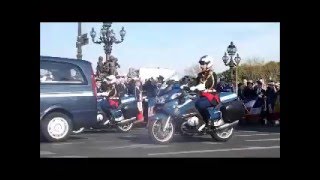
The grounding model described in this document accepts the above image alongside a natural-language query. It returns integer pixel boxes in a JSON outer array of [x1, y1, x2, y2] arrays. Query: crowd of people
[[238, 79, 280, 124]]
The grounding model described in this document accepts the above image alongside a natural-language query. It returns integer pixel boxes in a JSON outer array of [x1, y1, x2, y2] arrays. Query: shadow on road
[[81, 129, 117, 134], [40, 135, 89, 144], [117, 134, 217, 145]]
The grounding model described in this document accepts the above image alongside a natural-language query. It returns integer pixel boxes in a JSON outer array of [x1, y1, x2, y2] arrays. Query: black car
[[40, 56, 97, 142]]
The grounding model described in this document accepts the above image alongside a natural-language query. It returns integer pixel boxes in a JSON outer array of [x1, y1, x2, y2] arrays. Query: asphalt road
[[40, 125, 280, 158]]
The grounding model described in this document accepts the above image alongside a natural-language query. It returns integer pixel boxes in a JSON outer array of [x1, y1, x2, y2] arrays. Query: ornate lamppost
[[222, 41, 241, 94], [90, 22, 126, 76]]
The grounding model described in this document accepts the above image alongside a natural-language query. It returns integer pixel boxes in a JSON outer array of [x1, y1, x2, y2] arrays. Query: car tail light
[[91, 67, 97, 97]]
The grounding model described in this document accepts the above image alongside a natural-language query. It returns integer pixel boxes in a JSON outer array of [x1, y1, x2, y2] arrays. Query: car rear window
[[40, 61, 87, 84]]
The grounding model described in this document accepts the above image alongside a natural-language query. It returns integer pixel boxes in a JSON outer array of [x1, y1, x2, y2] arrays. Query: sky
[[40, 22, 280, 75]]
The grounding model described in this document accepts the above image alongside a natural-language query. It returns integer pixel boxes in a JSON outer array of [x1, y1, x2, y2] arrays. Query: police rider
[[97, 75, 119, 109], [191, 55, 223, 128]]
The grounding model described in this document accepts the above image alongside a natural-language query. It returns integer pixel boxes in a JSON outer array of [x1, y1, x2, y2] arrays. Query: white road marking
[[52, 156, 88, 158], [40, 151, 56, 155], [245, 138, 280, 142], [102, 144, 168, 150], [88, 140, 115, 143], [148, 146, 280, 156], [236, 133, 280, 137], [143, 145, 169, 149], [201, 142, 222, 145], [102, 144, 148, 150], [122, 135, 135, 138], [235, 131, 260, 133], [52, 142, 85, 145]]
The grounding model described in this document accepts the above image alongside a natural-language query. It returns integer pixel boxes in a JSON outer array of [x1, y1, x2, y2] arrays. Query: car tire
[[41, 112, 73, 142]]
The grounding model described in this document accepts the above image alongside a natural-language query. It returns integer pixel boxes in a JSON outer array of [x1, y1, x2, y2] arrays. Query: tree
[[218, 58, 280, 84], [262, 61, 280, 82]]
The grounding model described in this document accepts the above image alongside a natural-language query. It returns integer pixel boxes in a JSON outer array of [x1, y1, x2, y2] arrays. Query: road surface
[[40, 125, 280, 158]]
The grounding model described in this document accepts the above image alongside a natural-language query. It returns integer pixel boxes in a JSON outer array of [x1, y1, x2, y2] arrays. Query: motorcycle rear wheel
[[210, 127, 234, 142]]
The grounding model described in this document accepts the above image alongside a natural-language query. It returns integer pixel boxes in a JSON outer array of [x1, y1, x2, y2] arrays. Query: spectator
[[238, 83, 245, 100], [144, 78, 158, 98], [274, 90, 280, 125], [275, 82, 280, 92], [126, 78, 136, 95], [134, 79, 144, 122], [266, 81, 277, 113], [254, 80, 267, 124], [243, 79, 247, 85], [96, 80, 103, 93], [216, 80, 225, 92], [120, 77, 128, 96], [254, 80, 266, 98], [115, 77, 127, 98], [225, 83, 234, 92], [243, 80, 257, 101]]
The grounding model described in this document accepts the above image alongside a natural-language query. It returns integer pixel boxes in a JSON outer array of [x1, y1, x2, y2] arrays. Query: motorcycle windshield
[[156, 73, 179, 96]]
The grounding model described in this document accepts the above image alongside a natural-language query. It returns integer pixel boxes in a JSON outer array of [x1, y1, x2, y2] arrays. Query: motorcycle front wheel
[[148, 119, 175, 144]]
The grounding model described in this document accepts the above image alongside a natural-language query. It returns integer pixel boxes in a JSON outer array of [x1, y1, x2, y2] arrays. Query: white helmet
[[199, 55, 214, 69]]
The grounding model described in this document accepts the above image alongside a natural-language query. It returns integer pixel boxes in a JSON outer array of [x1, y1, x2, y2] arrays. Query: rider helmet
[[199, 55, 214, 70]]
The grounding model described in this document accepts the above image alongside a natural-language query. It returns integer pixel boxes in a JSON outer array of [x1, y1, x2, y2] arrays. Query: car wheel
[[41, 112, 73, 142]]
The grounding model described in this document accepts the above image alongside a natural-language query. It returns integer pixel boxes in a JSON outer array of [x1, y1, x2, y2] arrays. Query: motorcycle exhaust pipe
[[181, 113, 198, 119], [215, 120, 239, 131], [117, 117, 137, 125]]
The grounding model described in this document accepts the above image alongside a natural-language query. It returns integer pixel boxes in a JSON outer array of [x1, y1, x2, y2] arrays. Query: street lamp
[[76, 22, 89, 60], [90, 22, 126, 62], [222, 41, 241, 94]]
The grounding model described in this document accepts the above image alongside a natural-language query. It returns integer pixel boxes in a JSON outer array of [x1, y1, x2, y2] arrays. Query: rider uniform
[[97, 75, 119, 110], [193, 55, 222, 127]]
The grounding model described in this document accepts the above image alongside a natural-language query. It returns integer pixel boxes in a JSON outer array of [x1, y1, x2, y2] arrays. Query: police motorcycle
[[147, 77, 246, 144], [72, 94, 139, 134]]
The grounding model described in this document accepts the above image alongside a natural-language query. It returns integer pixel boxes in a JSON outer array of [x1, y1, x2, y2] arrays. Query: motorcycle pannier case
[[220, 100, 245, 123]]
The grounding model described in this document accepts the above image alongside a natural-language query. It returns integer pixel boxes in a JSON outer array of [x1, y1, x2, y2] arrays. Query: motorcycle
[[72, 95, 139, 134], [147, 80, 246, 144]]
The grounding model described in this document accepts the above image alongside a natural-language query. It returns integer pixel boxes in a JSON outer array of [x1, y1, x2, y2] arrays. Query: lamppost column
[[77, 22, 82, 60]]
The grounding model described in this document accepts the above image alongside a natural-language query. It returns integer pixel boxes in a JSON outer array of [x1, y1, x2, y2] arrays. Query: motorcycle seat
[[219, 92, 238, 104], [120, 96, 136, 105]]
